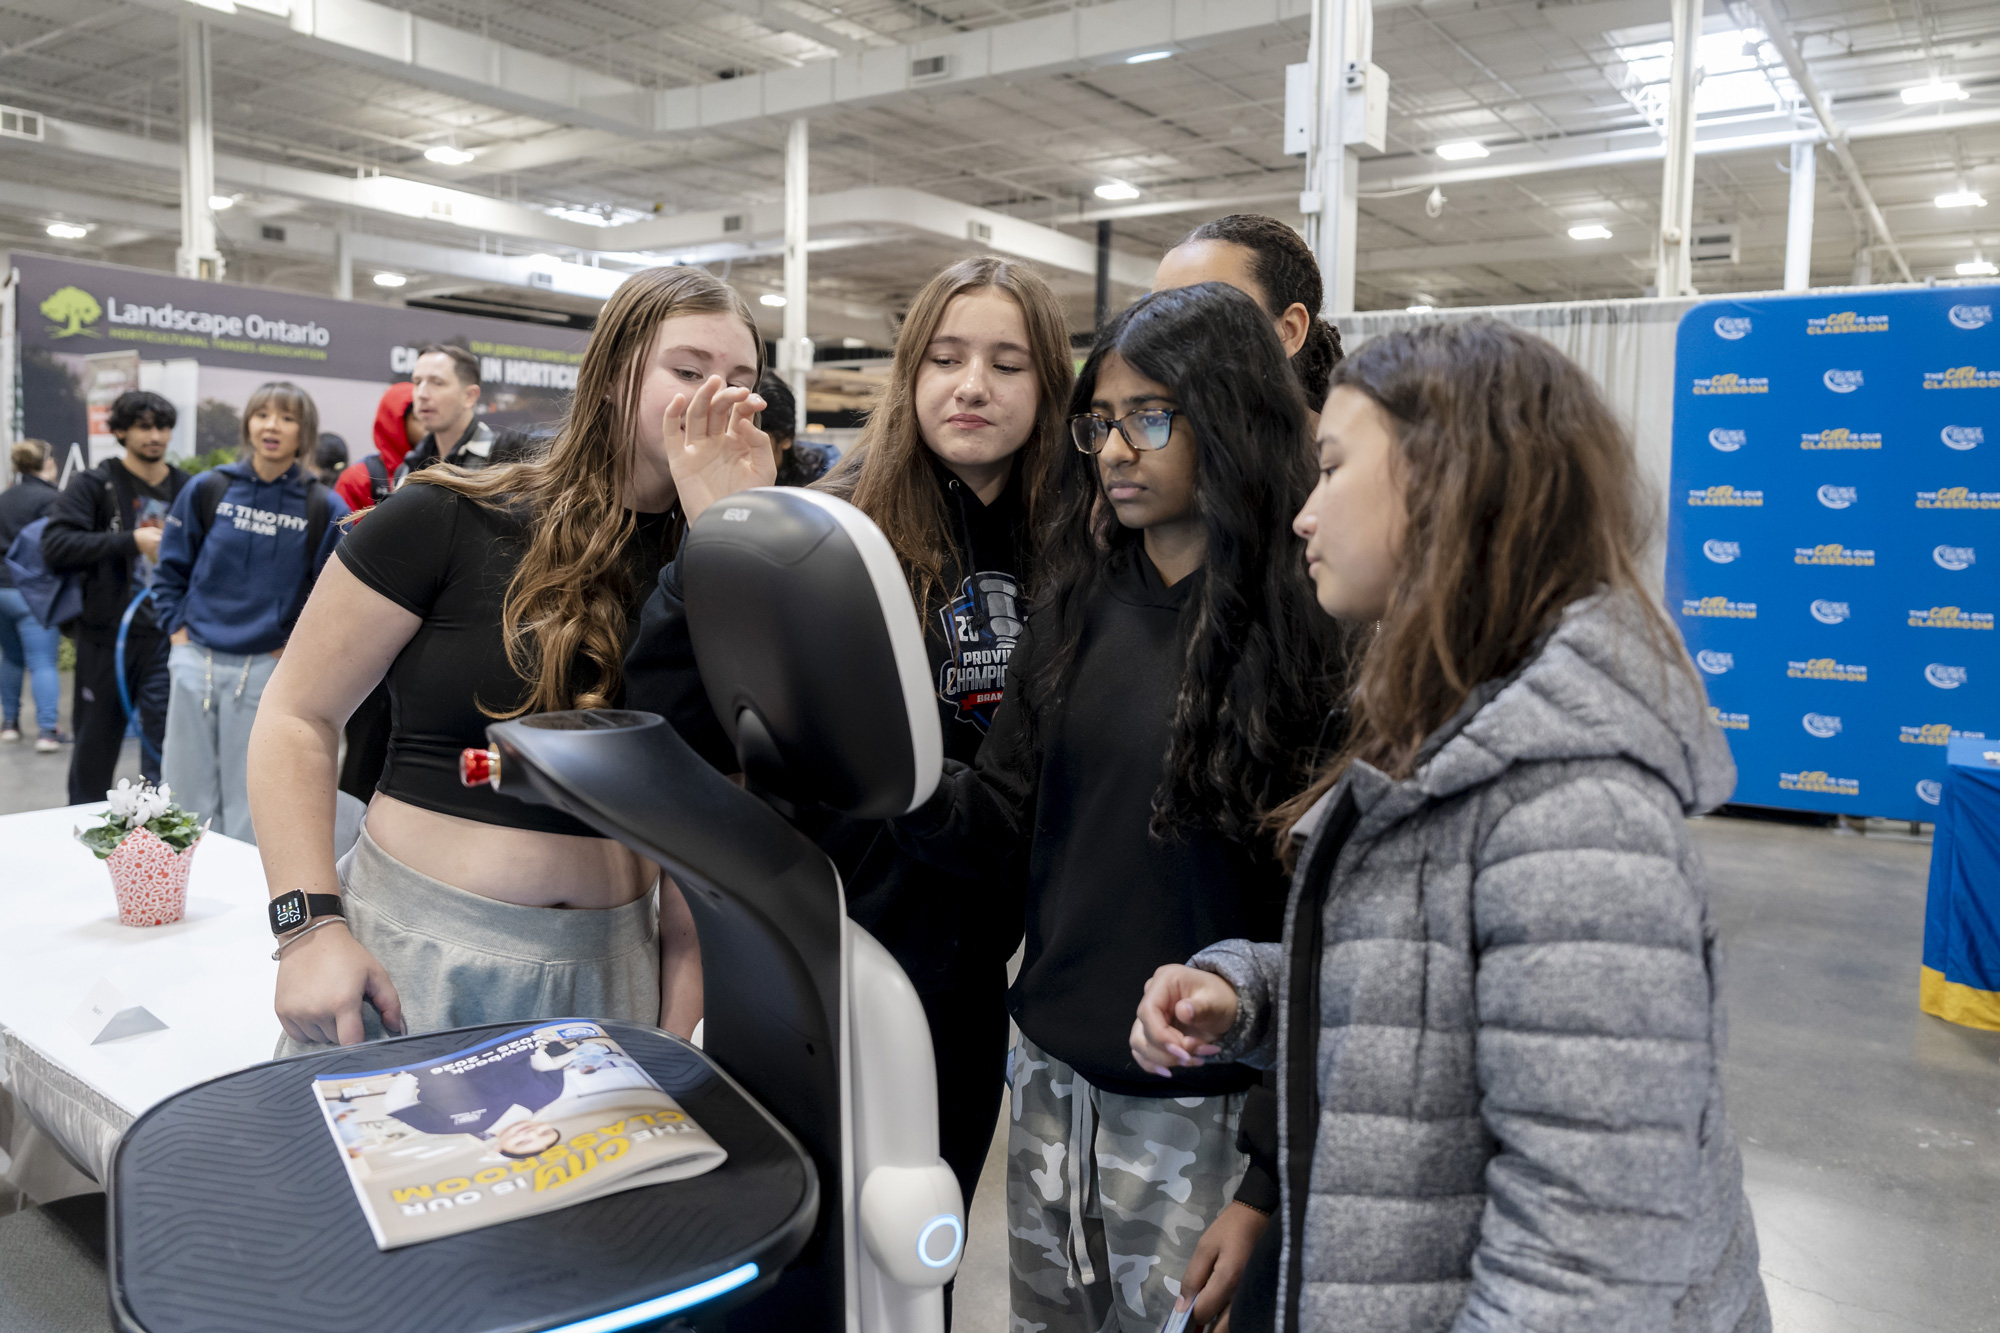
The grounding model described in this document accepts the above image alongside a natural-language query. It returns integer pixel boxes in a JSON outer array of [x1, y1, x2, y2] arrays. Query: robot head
[[681, 489, 943, 820]]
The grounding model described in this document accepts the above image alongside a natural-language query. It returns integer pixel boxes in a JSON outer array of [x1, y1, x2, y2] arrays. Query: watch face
[[269, 889, 308, 935]]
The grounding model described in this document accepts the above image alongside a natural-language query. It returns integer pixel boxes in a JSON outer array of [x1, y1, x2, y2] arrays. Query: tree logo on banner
[[40, 285, 102, 338]]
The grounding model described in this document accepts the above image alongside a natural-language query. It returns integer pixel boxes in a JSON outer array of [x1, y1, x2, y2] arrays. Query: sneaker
[[35, 730, 66, 754], [0, 723, 19, 742]]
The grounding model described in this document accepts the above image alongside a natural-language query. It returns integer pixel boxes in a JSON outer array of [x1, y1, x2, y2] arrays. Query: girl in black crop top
[[245, 266, 772, 1053]]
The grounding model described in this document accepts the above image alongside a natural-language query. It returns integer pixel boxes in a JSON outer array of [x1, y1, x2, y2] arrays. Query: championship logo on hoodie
[[937, 572, 1023, 729]]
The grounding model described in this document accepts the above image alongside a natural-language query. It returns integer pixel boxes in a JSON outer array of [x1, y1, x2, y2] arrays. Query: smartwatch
[[268, 888, 344, 939]]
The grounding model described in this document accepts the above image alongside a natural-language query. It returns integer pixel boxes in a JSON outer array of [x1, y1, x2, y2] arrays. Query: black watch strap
[[269, 889, 345, 938]]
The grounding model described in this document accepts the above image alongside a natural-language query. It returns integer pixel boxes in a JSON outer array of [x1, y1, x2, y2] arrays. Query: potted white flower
[[77, 780, 208, 927]]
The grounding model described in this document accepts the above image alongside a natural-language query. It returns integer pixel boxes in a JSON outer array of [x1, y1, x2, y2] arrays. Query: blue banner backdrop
[[1667, 286, 1999, 821]]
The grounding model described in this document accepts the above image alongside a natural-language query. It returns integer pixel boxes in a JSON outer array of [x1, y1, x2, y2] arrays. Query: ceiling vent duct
[[722, 214, 746, 233], [0, 105, 45, 141], [966, 220, 993, 243], [910, 54, 951, 83], [1691, 224, 1740, 265]]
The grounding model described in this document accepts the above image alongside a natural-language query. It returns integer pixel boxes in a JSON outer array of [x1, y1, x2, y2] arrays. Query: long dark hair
[[1269, 319, 1677, 852], [819, 256, 1073, 610], [1029, 282, 1344, 842], [1180, 214, 1343, 404]]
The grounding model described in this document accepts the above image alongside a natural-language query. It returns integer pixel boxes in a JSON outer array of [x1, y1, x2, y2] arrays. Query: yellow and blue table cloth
[[1922, 737, 2000, 1031]]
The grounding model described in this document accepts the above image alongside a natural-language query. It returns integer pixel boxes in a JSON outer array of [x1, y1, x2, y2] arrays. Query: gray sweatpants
[[275, 824, 661, 1058], [1007, 1035, 1247, 1332], [162, 642, 277, 844]]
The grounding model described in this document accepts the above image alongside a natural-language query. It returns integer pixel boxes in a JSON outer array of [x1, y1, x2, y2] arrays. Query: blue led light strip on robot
[[917, 1214, 963, 1269], [541, 1262, 759, 1333]]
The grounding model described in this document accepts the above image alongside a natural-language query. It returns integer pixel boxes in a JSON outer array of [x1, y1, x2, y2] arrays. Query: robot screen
[[682, 489, 943, 821]]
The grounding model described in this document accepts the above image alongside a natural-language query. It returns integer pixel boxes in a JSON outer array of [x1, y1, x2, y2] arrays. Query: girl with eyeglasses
[[887, 281, 1345, 1331]]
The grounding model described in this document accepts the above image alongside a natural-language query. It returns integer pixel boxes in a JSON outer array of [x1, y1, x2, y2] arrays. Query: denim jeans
[[0, 586, 61, 733]]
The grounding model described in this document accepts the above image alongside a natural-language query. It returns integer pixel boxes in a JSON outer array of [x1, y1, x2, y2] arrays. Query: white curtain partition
[[1340, 297, 1703, 591]]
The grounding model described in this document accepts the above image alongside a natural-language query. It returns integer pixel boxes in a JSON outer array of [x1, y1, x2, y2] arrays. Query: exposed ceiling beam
[[1738, 0, 1911, 279], [1356, 99, 2000, 193], [706, 0, 869, 56], [6, 115, 1158, 286], [126, 0, 1313, 148]]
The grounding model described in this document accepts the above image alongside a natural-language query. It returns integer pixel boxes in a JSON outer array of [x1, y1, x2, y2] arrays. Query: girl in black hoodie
[[889, 282, 1345, 1330], [622, 256, 1076, 1280]]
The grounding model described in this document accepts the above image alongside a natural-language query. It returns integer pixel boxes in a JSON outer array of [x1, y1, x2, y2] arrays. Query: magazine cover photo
[[314, 1021, 726, 1249]]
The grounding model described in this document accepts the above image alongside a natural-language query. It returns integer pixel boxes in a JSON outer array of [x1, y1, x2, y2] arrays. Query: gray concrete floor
[[2, 706, 1994, 1331], [0, 669, 142, 816]]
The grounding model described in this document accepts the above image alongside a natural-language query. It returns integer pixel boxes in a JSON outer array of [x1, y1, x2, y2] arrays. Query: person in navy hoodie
[[153, 381, 346, 843]]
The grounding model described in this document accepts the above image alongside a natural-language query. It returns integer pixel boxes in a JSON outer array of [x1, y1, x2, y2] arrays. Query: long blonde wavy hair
[[818, 256, 1073, 612], [415, 266, 764, 717]]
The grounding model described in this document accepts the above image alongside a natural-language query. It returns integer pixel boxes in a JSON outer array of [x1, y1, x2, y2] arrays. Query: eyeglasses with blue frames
[[1069, 408, 1179, 455]]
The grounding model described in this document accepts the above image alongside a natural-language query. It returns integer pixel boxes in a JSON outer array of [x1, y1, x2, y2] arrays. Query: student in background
[[1153, 214, 1342, 429], [313, 433, 350, 489], [890, 283, 1343, 1330], [0, 439, 65, 751], [1132, 321, 1767, 1333], [395, 344, 491, 478], [1148, 212, 1351, 1324], [627, 256, 1075, 1306], [154, 382, 347, 843], [333, 382, 419, 803], [334, 381, 419, 517], [43, 390, 191, 800], [754, 372, 831, 486]]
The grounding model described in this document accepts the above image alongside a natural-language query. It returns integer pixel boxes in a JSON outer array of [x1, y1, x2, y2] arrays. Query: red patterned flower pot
[[105, 826, 203, 927]]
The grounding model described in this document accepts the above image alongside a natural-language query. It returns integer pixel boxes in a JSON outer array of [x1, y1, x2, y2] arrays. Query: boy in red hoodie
[[333, 382, 419, 517]]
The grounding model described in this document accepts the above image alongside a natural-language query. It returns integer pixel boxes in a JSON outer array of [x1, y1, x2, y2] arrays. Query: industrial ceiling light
[[1126, 50, 1173, 64], [1901, 81, 1968, 105], [1406, 303, 1434, 313], [208, 195, 234, 210], [1569, 223, 1613, 240], [1935, 190, 1988, 209], [424, 145, 476, 166], [1435, 141, 1488, 161], [760, 293, 787, 307], [1094, 181, 1142, 201], [372, 272, 408, 287], [1958, 257, 1999, 277], [45, 221, 89, 239], [549, 206, 617, 226]]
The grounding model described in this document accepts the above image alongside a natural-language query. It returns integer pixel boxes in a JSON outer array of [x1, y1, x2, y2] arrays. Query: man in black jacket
[[42, 391, 190, 802]]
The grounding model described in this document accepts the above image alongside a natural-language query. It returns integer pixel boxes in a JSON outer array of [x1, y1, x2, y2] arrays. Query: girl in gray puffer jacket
[[1132, 320, 1769, 1333]]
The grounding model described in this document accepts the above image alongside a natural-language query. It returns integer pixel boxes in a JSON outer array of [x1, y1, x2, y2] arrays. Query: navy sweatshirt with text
[[152, 461, 347, 655]]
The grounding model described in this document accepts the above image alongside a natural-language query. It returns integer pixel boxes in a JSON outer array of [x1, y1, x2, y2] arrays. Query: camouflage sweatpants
[[1006, 1035, 1246, 1332]]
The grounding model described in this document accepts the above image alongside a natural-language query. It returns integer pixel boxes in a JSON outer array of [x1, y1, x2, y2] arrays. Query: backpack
[[187, 470, 334, 626], [363, 454, 393, 505], [4, 516, 84, 629]]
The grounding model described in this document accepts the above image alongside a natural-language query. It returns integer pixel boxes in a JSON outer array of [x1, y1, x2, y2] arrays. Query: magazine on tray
[[313, 1020, 726, 1249]]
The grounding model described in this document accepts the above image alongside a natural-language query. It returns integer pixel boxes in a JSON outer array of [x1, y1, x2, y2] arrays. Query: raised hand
[[663, 374, 773, 519]]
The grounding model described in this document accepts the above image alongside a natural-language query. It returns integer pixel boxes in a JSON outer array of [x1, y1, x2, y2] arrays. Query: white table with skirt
[[0, 803, 281, 1201]]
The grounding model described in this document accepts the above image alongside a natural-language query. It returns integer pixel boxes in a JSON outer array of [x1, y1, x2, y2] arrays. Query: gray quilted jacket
[[1194, 594, 1769, 1333]]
